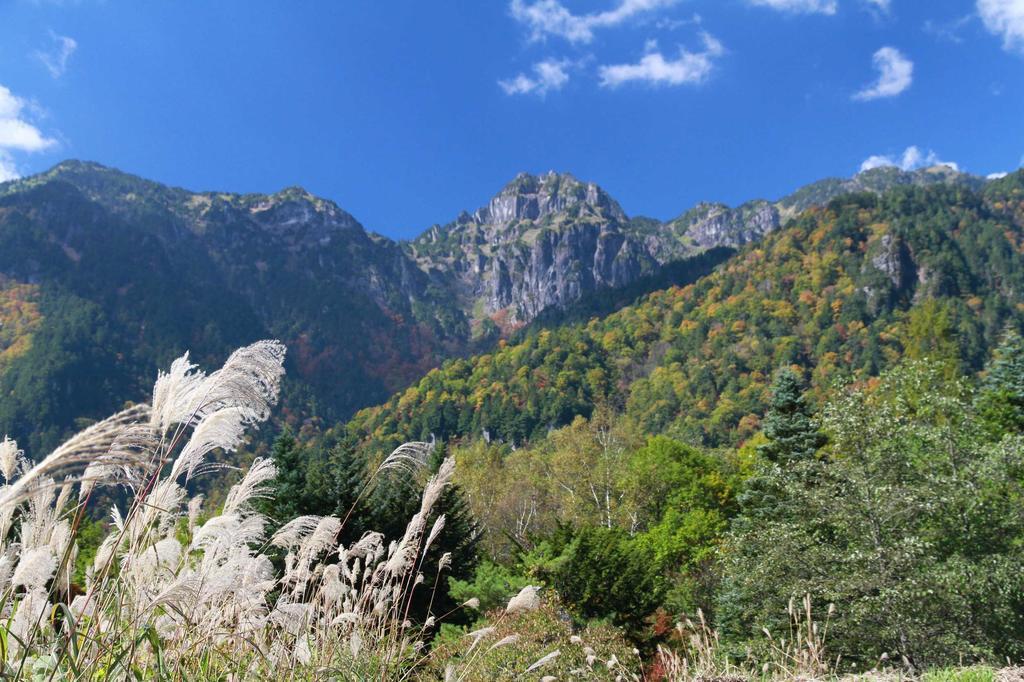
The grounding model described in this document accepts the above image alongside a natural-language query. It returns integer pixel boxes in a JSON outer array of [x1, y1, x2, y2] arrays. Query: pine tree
[[756, 368, 826, 464], [261, 428, 306, 529], [331, 439, 479, 623], [739, 368, 826, 523], [976, 328, 1024, 436]]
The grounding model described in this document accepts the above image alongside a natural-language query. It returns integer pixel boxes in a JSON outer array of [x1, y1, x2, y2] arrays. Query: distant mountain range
[[0, 160, 997, 452]]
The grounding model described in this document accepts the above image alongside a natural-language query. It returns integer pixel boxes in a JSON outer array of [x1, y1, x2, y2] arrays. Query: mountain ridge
[[337, 172, 1024, 453], [0, 159, 1006, 452]]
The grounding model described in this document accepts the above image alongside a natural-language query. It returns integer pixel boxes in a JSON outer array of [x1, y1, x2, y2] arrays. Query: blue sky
[[0, 0, 1022, 239]]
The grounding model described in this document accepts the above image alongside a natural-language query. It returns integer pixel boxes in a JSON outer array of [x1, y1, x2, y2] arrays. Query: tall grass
[[0, 341, 473, 679]]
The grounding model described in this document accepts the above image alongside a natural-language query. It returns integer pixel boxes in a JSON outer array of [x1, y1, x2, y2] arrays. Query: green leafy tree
[[718, 361, 1024, 669], [447, 560, 531, 614]]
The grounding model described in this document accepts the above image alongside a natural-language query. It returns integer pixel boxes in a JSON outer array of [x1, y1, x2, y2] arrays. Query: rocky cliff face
[[667, 200, 781, 249], [406, 172, 658, 332], [404, 166, 987, 333], [473, 172, 627, 224]]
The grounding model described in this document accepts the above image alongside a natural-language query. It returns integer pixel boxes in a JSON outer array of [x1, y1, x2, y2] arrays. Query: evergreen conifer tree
[[261, 428, 305, 528], [756, 368, 826, 464], [977, 328, 1024, 436]]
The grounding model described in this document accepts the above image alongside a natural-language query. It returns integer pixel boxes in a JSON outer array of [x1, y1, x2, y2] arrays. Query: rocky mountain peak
[[473, 171, 626, 225], [244, 186, 362, 240]]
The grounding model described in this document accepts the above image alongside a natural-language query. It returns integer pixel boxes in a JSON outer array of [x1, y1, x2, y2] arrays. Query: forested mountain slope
[[0, 160, 998, 454], [0, 161, 465, 453], [342, 173, 1024, 450]]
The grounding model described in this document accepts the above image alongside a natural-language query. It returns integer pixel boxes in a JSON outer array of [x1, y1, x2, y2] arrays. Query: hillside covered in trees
[[4, 163, 1024, 678], [338, 172, 1024, 451], [0, 161, 988, 457], [230, 170, 1024, 674]]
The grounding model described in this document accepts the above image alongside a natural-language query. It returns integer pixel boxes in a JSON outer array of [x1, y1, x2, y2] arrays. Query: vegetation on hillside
[[236, 175, 1024, 677], [0, 164, 468, 456], [343, 177, 1024, 450], [4, 173, 1024, 679]]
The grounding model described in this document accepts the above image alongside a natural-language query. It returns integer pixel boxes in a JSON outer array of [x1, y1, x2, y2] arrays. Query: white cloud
[[0, 84, 57, 181], [510, 0, 679, 43], [923, 15, 973, 43], [977, 0, 1024, 53], [853, 46, 913, 100], [987, 171, 1009, 179], [499, 59, 571, 96], [747, 0, 888, 14], [655, 12, 701, 30], [598, 32, 723, 87], [747, 0, 838, 15], [0, 87, 55, 152], [0, 155, 19, 183], [34, 31, 77, 78], [859, 146, 959, 173]]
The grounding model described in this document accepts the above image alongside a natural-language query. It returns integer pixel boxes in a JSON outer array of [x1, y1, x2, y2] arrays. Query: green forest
[[3, 168, 1024, 679], [244, 173, 1024, 674]]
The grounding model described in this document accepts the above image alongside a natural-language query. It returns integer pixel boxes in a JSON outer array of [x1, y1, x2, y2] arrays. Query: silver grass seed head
[[93, 534, 119, 573], [12, 546, 57, 590], [298, 515, 341, 560], [294, 638, 312, 666], [0, 506, 15, 541], [424, 514, 446, 554], [172, 407, 248, 482], [131, 537, 182, 580], [376, 442, 431, 478], [505, 585, 541, 614], [467, 626, 494, 640], [9, 587, 51, 654], [419, 457, 455, 518], [151, 352, 201, 433], [188, 494, 204, 531], [0, 550, 16, 591], [349, 630, 362, 658], [524, 650, 560, 674], [223, 457, 277, 517], [271, 515, 322, 549], [346, 530, 384, 559], [0, 437, 24, 482], [331, 612, 359, 627], [488, 634, 519, 651]]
